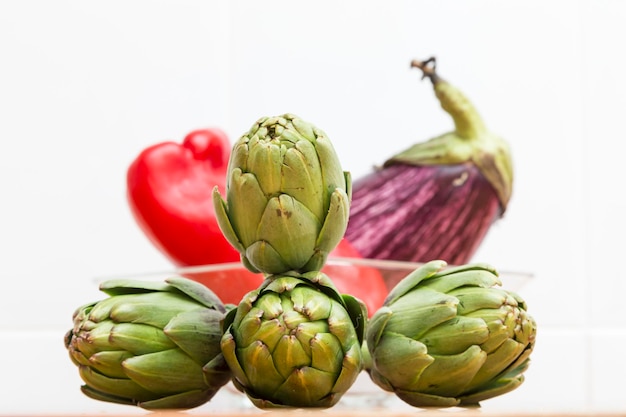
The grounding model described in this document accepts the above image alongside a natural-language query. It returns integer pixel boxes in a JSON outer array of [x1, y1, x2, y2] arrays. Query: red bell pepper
[[127, 128, 388, 314], [127, 128, 240, 267]]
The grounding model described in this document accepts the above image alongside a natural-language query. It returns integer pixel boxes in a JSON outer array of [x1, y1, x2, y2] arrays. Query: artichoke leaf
[[221, 303, 238, 333], [235, 308, 264, 347], [459, 375, 524, 406], [80, 384, 137, 406], [424, 268, 500, 294], [384, 292, 457, 339], [226, 168, 268, 248], [109, 292, 200, 328], [496, 350, 533, 382], [70, 302, 95, 325], [450, 287, 510, 315], [313, 188, 350, 260], [294, 321, 329, 349], [164, 309, 224, 364], [239, 341, 284, 399], [368, 368, 394, 393], [282, 141, 324, 220], [479, 319, 513, 354], [77, 321, 116, 356], [291, 117, 316, 141], [274, 366, 335, 407], [86, 296, 129, 323], [313, 134, 347, 197], [309, 332, 343, 373], [212, 186, 246, 254], [165, 276, 225, 311], [282, 309, 309, 331], [245, 241, 290, 275], [254, 291, 285, 320], [246, 139, 283, 196], [273, 334, 311, 379], [67, 343, 92, 367], [300, 270, 344, 304], [341, 294, 367, 345], [331, 342, 363, 395], [384, 260, 447, 305], [395, 388, 461, 408], [202, 353, 233, 390], [109, 323, 175, 355], [277, 125, 307, 145], [79, 365, 157, 402], [227, 141, 250, 184], [139, 389, 214, 410], [365, 307, 393, 348], [327, 301, 360, 351], [251, 318, 286, 352], [464, 339, 525, 391], [343, 171, 352, 201], [220, 331, 250, 388], [122, 348, 206, 393], [256, 195, 319, 269], [421, 316, 489, 355], [372, 334, 433, 389], [98, 279, 171, 296], [88, 350, 134, 378], [290, 286, 333, 321], [231, 291, 260, 329], [437, 262, 499, 279], [414, 345, 486, 396], [263, 275, 304, 295]]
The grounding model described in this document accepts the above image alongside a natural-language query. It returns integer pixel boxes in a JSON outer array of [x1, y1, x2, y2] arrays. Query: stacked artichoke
[[65, 112, 536, 411], [213, 114, 366, 408], [212, 114, 351, 275]]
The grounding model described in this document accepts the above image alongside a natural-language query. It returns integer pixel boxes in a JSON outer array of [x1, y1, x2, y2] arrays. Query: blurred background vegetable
[[127, 127, 240, 267], [345, 58, 513, 287]]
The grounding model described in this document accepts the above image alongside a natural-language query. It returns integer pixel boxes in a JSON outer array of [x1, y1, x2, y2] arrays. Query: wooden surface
[[44, 412, 626, 417]]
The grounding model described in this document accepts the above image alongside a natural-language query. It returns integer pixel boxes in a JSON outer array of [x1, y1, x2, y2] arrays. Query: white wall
[[1, 0, 624, 414]]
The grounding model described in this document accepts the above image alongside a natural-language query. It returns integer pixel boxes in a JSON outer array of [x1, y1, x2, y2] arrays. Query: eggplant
[[345, 57, 512, 282]]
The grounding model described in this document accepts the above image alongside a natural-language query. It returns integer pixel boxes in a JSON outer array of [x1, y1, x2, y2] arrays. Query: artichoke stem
[[411, 57, 487, 140]]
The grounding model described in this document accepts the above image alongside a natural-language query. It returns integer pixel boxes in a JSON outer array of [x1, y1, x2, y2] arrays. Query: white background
[[1, 0, 625, 414]]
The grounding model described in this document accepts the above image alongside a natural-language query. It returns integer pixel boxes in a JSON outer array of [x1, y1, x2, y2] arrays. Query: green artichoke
[[221, 271, 366, 408], [64, 276, 232, 410], [213, 113, 351, 275], [366, 260, 536, 407]]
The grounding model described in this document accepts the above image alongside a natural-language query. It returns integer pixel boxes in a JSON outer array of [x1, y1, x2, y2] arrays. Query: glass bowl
[[96, 257, 532, 316]]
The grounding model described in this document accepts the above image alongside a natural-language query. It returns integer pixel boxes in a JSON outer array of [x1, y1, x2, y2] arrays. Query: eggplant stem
[[410, 57, 441, 84]]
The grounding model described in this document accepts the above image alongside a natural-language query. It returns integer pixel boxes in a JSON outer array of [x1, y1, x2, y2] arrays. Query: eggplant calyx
[[385, 58, 513, 212], [384, 130, 512, 212]]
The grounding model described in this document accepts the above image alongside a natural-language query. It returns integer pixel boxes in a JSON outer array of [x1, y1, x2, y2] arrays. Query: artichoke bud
[[213, 114, 351, 275], [64, 277, 232, 410], [220, 271, 367, 408], [366, 260, 536, 408]]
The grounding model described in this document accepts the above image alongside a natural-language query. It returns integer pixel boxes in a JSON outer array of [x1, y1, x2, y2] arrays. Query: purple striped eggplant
[[345, 58, 512, 280]]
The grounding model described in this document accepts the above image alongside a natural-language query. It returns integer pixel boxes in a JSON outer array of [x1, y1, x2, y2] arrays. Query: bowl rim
[[94, 256, 533, 286]]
